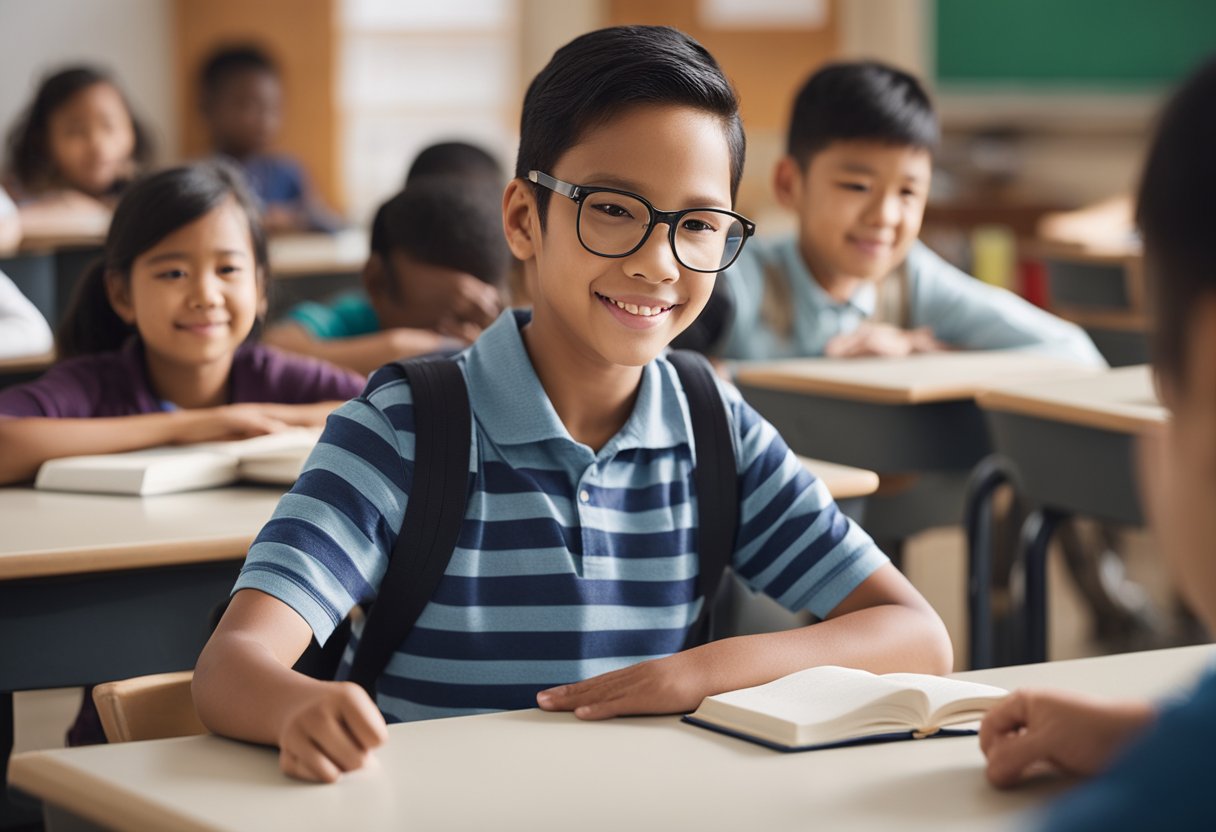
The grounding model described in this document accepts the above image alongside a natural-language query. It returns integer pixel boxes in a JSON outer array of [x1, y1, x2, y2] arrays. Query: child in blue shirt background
[[199, 44, 341, 234], [264, 177, 508, 374], [707, 61, 1104, 367], [980, 55, 1216, 830], [193, 25, 952, 783]]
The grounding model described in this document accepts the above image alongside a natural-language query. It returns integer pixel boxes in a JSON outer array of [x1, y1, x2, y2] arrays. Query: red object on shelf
[[1019, 257, 1050, 308]]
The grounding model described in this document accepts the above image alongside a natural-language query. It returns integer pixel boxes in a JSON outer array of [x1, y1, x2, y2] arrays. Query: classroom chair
[[92, 671, 206, 743]]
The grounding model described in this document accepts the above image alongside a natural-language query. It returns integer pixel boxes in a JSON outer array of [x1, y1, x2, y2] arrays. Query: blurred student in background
[[199, 44, 340, 233], [265, 175, 508, 375], [3, 65, 152, 238]]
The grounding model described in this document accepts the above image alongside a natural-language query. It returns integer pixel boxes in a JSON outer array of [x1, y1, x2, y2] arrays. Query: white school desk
[[11, 644, 1215, 832], [1030, 239, 1148, 367], [0, 486, 284, 828], [0, 351, 54, 390], [265, 231, 369, 320], [733, 351, 1097, 669], [975, 366, 1166, 663]]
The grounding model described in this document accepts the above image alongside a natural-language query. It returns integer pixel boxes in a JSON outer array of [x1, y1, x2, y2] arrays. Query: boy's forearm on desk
[[695, 601, 953, 696]]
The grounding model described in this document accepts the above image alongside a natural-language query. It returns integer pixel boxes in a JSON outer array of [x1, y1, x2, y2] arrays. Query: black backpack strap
[[346, 357, 472, 696], [666, 350, 739, 649]]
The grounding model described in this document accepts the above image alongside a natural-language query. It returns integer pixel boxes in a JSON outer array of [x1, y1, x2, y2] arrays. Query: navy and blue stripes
[[235, 310, 885, 722]]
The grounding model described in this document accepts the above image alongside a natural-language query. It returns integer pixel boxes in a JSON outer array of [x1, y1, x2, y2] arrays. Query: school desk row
[[0, 229, 369, 334], [9, 644, 1212, 832]]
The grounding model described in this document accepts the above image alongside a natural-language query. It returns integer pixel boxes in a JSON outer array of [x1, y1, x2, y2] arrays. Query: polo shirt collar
[[776, 237, 877, 317], [463, 309, 692, 453]]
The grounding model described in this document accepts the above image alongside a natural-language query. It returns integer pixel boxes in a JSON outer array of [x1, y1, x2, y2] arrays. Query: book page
[[881, 673, 1007, 725]]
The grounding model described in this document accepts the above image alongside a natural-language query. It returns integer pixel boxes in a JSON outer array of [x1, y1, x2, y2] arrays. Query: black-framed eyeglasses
[[528, 170, 756, 274]]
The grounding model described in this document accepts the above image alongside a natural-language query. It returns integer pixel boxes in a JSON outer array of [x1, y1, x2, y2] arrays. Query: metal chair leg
[[1019, 508, 1066, 664]]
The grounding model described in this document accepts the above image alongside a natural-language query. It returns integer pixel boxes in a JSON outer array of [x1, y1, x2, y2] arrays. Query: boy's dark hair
[[369, 177, 509, 295], [57, 160, 268, 359], [515, 25, 745, 224], [786, 60, 939, 166], [405, 141, 503, 187], [199, 44, 278, 97], [5, 65, 153, 194], [1137, 54, 1216, 387]]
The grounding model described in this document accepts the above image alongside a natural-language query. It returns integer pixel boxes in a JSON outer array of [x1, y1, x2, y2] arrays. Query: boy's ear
[[104, 272, 136, 324], [773, 156, 805, 210], [502, 178, 539, 261]]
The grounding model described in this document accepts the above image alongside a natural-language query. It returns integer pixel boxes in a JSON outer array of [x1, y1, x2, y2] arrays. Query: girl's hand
[[278, 681, 388, 783], [824, 323, 946, 358], [170, 405, 291, 445], [535, 651, 709, 720], [979, 689, 1156, 788]]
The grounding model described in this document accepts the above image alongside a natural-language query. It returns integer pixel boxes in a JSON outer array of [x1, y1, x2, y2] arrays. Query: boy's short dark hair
[[369, 177, 509, 295], [200, 44, 278, 96], [406, 141, 503, 187], [786, 60, 939, 166], [515, 25, 745, 225], [1137, 55, 1216, 386]]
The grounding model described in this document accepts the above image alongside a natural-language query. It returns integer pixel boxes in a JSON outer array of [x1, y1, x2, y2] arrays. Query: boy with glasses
[[193, 25, 952, 783]]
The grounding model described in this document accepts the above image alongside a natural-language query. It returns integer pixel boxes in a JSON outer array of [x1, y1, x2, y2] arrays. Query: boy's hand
[[979, 689, 1155, 788], [535, 651, 708, 720], [433, 276, 503, 342], [278, 681, 388, 783], [824, 323, 945, 358]]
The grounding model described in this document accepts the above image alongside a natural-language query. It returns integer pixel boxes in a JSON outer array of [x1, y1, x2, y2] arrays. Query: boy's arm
[[979, 689, 1156, 788], [909, 243, 1106, 366], [264, 320, 453, 376], [538, 562, 951, 719], [193, 589, 387, 783]]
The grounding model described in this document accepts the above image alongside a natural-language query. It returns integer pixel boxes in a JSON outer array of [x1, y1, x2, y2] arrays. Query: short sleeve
[[718, 376, 887, 617], [0, 359, 104, 418], [234, 366, 415, 643]]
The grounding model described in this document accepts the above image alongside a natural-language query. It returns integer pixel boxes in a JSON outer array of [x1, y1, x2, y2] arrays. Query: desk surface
[[799, 457, 879, 499], [11, 645, 1213, 832], [734, 352, 1094, 405], [0, 350, 54, 374], [267, 230, 368, 278], [977, 365, 1164, 434], [0, 486, 283, 580]]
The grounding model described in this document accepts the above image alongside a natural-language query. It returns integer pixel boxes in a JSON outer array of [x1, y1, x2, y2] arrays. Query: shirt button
[[579, 489, 591, 504]]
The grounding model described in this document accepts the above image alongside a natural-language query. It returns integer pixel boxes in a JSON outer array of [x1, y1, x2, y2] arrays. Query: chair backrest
[[92, 671, 206, 743]]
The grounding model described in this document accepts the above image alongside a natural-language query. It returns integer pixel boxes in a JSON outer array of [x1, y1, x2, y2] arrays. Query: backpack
[[330, 350, 740, 695]]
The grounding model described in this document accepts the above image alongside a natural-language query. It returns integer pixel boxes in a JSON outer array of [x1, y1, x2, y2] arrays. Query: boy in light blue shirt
[[193, 26, 952, 784], [714, 61, 1103, 367]]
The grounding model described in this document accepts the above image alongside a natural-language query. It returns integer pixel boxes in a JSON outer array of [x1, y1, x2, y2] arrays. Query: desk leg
[[1, 693, 43, 830], [964, 456, 1022, 670], [1020, 509, 1066, 665]]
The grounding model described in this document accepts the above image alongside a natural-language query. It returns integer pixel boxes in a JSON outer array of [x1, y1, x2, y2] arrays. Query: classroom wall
[[0, 0, 178, 166]]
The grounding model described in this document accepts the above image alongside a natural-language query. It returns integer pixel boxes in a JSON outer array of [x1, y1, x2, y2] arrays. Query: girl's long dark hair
[[56, 161, 268, 359], [5, 65, 153, 195]]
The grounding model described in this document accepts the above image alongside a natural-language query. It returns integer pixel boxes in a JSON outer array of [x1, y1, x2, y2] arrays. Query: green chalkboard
[[935, 0, 1216, 88]]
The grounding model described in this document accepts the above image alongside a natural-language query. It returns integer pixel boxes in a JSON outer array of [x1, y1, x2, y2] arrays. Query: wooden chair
[[92, 671, 206, 743]]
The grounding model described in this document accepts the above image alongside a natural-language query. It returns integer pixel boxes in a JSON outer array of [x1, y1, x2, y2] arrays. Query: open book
[[684, 665, 1007, 752], [34, 428, 324, 496]]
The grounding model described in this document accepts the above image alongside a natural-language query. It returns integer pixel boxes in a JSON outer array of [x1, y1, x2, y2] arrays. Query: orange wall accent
[[606, 0, 840, 133], [172, 0, 342, 212]]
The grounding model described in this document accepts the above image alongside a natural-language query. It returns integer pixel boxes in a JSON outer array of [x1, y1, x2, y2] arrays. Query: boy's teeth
[[608, 296, 666, 317]]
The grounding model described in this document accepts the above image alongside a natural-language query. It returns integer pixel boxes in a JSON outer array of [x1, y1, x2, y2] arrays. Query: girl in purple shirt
[[0, 161, 365, 485]]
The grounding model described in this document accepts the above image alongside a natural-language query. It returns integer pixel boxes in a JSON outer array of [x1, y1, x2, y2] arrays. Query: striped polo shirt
[[235, 309, 886, 723]]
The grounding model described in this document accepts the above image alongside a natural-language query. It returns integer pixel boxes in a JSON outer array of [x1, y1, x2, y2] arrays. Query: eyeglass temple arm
[[527, 170, 581, 199]]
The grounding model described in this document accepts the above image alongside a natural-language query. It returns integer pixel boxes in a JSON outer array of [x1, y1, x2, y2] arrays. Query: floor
[[11, 522, 1196, 756]]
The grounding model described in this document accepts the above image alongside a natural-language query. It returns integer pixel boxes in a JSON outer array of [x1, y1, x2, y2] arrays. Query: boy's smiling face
[[506, 104, 733, 369], [778, 140, 931, 286]]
